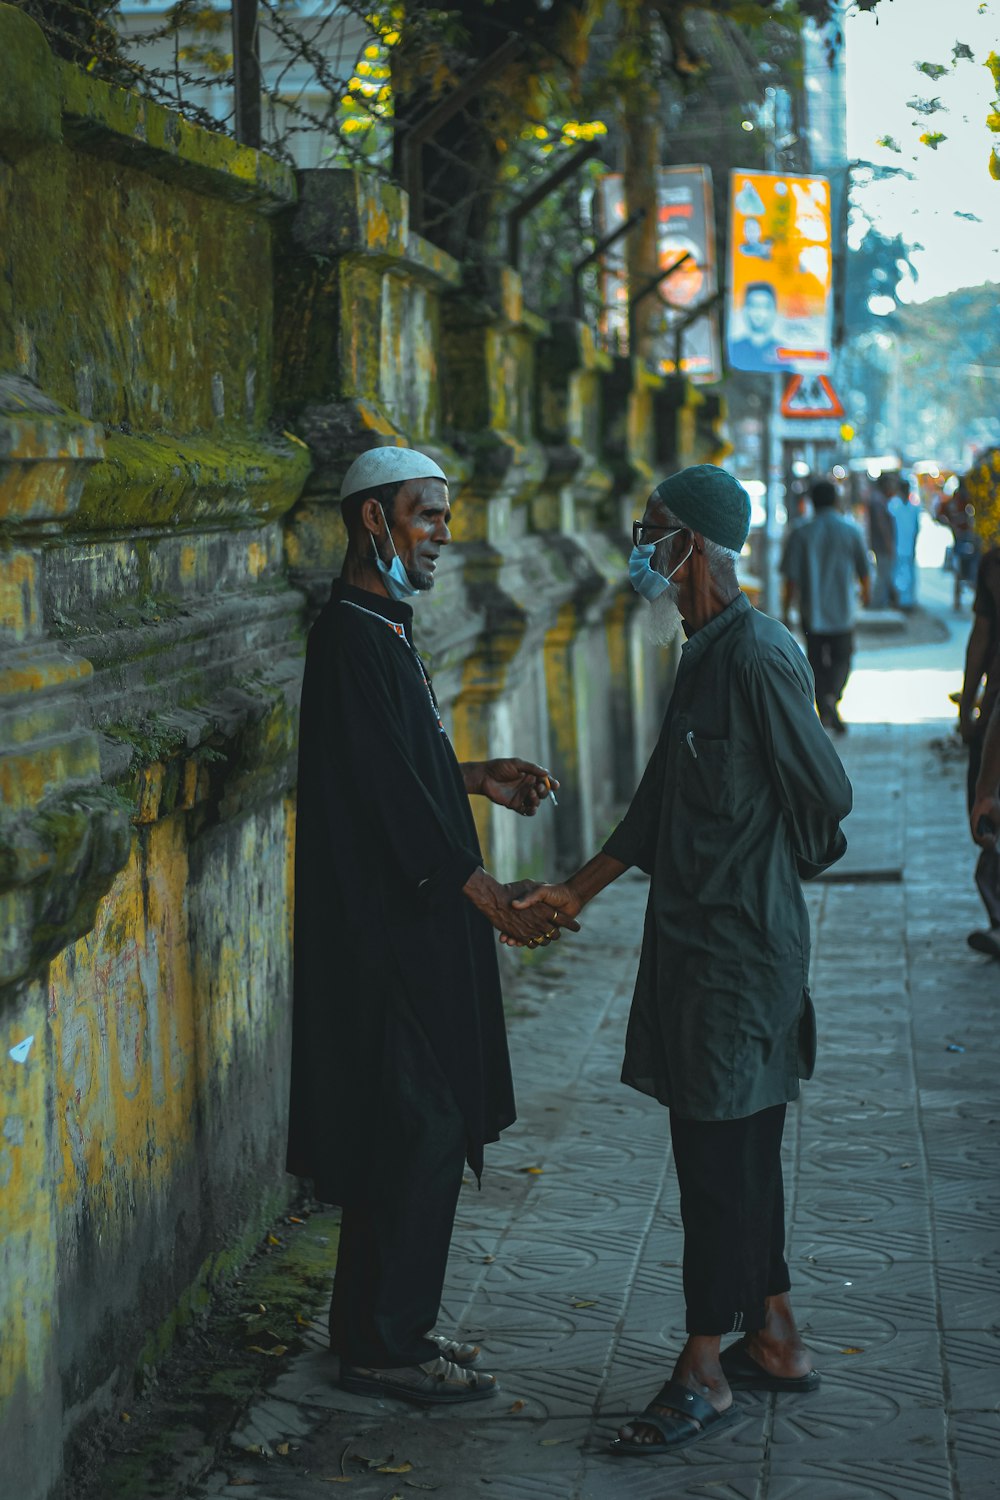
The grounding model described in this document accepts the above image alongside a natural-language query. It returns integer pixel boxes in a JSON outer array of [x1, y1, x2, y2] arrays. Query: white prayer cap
[[339, 446, 447, 502]]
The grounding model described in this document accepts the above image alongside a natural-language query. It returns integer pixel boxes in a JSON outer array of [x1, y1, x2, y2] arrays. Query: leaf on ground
[[519, 1166, 544, 1175], [482, 1255, 496, 1263], [509, 1399, 526, 1413], [267, 1234, 282, 1246], [120, 1412, 131, 1422], [405, 1484, 438, 1492], [378, 1462, 414, 1474], [571, 1300, 597, 1309], [540, 1436, 576, 1446], [276, 1443, 290, 1456], [247, 1344, 287, 1356], [355, 1455, 392, 1468], [841, 1345, 865, 1354]]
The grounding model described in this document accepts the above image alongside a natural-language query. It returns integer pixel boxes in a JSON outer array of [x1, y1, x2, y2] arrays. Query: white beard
[[646, 584, 682, 646]]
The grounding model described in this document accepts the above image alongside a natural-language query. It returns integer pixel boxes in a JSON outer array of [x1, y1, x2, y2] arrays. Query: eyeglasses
[[632, 521, 686, 549]]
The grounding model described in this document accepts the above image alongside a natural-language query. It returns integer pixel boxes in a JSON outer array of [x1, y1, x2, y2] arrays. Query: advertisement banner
[[650, 165, 721, 384], [596, 167, 721, 381], [726, 170, 833, 375], [595, 173, 629, 355]]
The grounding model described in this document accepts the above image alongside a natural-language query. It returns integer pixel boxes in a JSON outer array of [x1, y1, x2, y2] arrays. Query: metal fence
[[19, 0, 614, 317]]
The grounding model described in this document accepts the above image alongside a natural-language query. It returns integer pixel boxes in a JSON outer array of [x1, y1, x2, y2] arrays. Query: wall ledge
[[73, 429, 311, 533], [57, 60, 296, 216]]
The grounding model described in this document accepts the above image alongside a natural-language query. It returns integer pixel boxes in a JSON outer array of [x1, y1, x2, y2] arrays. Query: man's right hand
[[499, 882, 582, 947], [959, 708, 980, 745], [971, 792, 1000, 849], [463, 869, 580, 947]]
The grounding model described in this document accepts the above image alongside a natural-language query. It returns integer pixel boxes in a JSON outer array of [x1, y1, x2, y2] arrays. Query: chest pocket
[[672, 726, 736, 820]]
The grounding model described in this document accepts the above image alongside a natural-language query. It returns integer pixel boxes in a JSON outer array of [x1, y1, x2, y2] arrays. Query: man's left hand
[[474, 758, 558, 816]]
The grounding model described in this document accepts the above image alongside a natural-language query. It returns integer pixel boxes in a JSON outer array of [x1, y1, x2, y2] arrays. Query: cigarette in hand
[[544, 775, 559, 808]]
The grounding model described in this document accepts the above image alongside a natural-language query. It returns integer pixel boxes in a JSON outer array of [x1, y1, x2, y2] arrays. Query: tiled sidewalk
[[195, 721, 998, 1500]]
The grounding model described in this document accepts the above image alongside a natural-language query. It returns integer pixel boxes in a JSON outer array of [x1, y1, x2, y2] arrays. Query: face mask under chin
[[371, 503, 428, 600]]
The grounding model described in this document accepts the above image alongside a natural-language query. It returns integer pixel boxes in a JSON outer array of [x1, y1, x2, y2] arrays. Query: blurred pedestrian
[[780, 479, 871, 734], [889, 472, 920, 610], [971, 696, 1000, 961], [936, 481, 981, 612], [959, 537, 1000, 957], [867, 473, 897, 608], [287, 447, 573, 1406], [508, 465, 853, 1458]]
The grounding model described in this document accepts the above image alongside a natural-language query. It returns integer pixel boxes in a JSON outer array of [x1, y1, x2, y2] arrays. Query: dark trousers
[[329, 1005, 467, 1369], [804, 630, 853, 722], [968, 732, 1000, 928], [670, 1103, 791, 1336]]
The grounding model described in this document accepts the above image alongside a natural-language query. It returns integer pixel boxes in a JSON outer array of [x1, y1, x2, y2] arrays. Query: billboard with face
[[726, 171, 833, 375]]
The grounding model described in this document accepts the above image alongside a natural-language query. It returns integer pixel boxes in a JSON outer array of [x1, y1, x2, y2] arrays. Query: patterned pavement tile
[[581, 1463, 760, 1500], [767, 1392, 938, 1447], [765, 1463, 952, 1500], [942, 1332, 1000, 1408]]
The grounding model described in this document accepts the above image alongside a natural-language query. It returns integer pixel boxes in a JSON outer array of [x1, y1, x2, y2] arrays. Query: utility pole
[[231, 0, 262, 149], [762, 89, 783, 619]]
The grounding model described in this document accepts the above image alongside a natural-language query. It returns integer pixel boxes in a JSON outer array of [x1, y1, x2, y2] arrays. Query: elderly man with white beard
[[510, 464, 853, 1459]]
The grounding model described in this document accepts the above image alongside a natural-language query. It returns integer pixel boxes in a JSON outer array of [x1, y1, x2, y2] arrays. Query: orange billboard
[[726, 170, 833, 375]]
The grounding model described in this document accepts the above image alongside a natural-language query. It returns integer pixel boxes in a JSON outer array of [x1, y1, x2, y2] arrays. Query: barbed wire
[[16, 2, 608, 310]]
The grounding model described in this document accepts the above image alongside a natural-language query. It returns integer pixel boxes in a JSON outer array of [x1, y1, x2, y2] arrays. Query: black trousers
[[670, 1103, 791, 1336], [804, 630, 853, 722], [968, 731, 1000, 928], [328, 1005, 467, 1369]]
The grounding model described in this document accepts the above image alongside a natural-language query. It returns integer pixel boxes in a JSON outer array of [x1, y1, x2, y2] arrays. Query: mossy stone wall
[[0, 10, 728, 1497]]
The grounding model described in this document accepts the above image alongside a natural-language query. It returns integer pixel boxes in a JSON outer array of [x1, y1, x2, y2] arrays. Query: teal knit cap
[[651, 465, 751, 552]]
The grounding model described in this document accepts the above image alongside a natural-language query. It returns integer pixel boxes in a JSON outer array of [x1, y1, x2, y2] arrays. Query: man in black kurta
[[287, 447, 570, 1405], [512, 465, 852, 1457]]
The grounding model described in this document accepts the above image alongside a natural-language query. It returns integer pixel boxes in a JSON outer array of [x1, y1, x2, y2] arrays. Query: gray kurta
[[604, 593, 852, 1121]]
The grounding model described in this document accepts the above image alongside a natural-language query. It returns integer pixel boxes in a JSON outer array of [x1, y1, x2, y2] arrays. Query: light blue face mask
[[628, 528, 692, 602], [372, 505, 419, 601]]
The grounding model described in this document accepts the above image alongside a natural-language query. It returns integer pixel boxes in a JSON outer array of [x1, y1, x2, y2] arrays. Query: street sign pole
[[764, 371, 783, 618]]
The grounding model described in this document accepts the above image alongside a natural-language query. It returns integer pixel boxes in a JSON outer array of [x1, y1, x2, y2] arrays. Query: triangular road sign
[[781, 374, 845, 419]]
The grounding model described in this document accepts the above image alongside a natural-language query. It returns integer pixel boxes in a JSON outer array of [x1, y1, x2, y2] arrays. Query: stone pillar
[[276, 169, 465, 614]]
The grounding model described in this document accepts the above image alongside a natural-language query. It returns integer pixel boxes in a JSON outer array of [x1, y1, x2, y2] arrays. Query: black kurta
[[287, 580, 516, 1204]]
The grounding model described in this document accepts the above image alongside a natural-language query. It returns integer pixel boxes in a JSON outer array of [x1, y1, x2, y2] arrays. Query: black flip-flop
[[720, 1341, 820, 1393], [609, 1380, 742, 1457]]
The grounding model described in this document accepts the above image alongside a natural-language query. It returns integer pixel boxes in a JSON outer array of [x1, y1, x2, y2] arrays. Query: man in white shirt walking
[[781, 479, 871, 734]]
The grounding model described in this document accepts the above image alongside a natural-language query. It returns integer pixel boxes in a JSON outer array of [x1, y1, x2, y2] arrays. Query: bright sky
[[845, 0, 1000, 302]]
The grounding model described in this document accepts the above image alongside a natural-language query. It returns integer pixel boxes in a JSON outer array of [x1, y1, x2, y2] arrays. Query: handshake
[[463, 871, 583, 950], [461, 758, 589, 949]]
